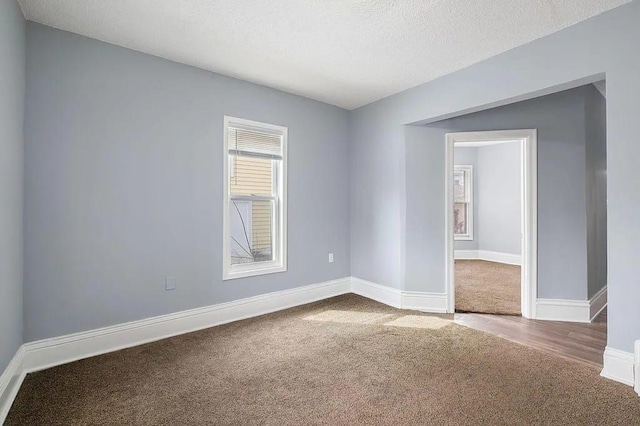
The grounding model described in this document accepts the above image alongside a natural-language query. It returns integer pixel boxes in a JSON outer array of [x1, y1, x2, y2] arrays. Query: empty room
[[1, 0, 640, 424]]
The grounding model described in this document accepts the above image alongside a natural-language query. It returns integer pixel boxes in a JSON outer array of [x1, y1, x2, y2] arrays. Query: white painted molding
[[402, 290, 448, 313], [454, 250, 521, 265], [536, 287, 607, 323], [22, 278, 350, 374], [601, 346, 635, 387], [0, 346, 26, 424], [446, 129, 537, 319], [351, 277, 401, 308], [350, 277, 448, 313], [453, 250, 479, 260], [478, 250, 521, 266], [589, 286, 607, 321], [536, 298, 591, 323], [635, 341, 640, 396]]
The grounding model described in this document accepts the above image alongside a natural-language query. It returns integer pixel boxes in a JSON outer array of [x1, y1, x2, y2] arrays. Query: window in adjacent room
[[454, 165, 473, 240], [223, 116, 287, 280]]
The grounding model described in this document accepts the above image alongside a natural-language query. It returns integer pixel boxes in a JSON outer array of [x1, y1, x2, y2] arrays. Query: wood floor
[[453, 308, 607, 369]]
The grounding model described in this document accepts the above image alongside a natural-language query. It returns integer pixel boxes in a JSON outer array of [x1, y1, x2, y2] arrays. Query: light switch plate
[[328, 253, 334, 263]]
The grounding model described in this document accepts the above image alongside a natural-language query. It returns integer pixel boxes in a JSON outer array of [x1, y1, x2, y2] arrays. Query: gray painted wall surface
[[0, 0, 25, 373], [24, 24, 350, 341], [476, 142, 521, 256], [585, 86, 607, 298], [453, 147, 478, 251], [405, 88, 588, 300], [352, 0, 639, 351]]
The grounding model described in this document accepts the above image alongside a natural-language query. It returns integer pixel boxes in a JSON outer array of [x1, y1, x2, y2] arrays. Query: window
[[454, 165, 473, 240], [223, 116, 287, 280]]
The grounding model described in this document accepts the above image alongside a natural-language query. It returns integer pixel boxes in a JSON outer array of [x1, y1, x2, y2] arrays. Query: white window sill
[[454, 235, 473, 241], [223, 264, 287, 280]]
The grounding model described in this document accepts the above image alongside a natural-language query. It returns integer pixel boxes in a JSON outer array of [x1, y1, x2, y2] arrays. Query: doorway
[[445, 130, 538, 318]]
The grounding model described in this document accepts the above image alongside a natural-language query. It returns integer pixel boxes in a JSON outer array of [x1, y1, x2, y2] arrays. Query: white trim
[[351, 277, 401, 308], [453, 165, 473, 241], [455, 139, 520, 147], [446, 129, 537, 318], [635, 341, 640, 396], [454, 249, 522, 265], [535, 287, 607, 323], [0, 347, 26, 424], [601, 346, 635, 387], [454, 249, 479, 260], [222, 115, 288, 280], [351, 277, 448, 313], [536, 298, 591, 323], [478, 250, 521, 265], [22, 278, 350, 374], [589, 286, 607, 321], [402, 291, 448, 313]]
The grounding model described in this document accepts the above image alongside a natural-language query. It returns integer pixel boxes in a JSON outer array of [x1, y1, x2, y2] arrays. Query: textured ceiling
[[18, 0, 628, 109]]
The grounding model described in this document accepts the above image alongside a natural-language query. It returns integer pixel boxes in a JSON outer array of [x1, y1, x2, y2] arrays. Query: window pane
[[454, 202, 468, 235], [230, 155, 274, 196], [230, 199, 274, 265], [454, 170, 466, 202]]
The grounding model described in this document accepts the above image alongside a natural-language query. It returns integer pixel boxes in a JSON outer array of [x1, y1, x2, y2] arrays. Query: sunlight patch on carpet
[[304, 310, 395, 324], [383, 315, 451, 329]]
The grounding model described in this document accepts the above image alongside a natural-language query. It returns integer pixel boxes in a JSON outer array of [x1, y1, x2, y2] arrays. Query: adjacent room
[[1, 0, 639, 424], [453, 139, 523, 316]]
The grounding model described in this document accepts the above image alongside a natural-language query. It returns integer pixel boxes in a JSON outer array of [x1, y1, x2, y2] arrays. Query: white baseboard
[[602, 346, 635, 386], [454, 250, 479, 260], [536, 286, 607, 323], [0, 347, 26, 424], [454, 250, 521, 265], [350, 277, 448, 313], [536, 298, 591, 323], [635, 341, 640, 396], [22, 278, 351, 374], [402, 290, 448, 312], [351, 277, 401, 308], [589, 286, 607, 321]]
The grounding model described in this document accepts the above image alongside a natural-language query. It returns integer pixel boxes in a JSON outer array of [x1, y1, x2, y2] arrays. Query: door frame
[[444, 129, 538, 318]]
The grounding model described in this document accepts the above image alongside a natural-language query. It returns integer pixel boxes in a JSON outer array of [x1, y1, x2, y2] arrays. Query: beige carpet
[[7, 294, 640, 425], [455, 259, 521, 315]]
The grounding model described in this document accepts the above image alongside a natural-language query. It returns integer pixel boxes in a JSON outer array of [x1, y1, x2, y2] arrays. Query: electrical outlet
[[165, 276, 176, 291], [328, 253, 334, 263]]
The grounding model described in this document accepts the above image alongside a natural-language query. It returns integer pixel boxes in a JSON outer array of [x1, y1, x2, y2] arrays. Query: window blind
[[228, 126, 282, 160]]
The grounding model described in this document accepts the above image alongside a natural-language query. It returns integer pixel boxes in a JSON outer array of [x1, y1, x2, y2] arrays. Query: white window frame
[[223, 116, 288, 280], [453, 165, 473, 241]]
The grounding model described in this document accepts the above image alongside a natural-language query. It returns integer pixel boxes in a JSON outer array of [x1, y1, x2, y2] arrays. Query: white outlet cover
[[328, 253, 334, 263], [165, 276, 176, 291]]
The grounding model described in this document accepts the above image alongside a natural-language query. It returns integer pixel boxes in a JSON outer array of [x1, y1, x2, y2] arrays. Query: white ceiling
[[18, 0, 628, 110]]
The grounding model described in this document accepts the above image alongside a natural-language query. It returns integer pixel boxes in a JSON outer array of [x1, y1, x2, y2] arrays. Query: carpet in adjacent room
[[455, 259, 521, 315]]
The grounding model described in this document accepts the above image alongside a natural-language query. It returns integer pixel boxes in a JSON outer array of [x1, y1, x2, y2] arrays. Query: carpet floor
[[7, 294, 639, 425], [455, 259, 521, 315]]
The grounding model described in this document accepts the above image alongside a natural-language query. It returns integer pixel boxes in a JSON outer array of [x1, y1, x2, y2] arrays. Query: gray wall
[[0, 0, 25, 373], [453, 147, 478, 251], [405, 88, 589, 300], [24, 24, 350, 341], [351, 0, 639, 351], [454, 143, 521, 255], [585, 86, 607, 298], [477, 142, 521, 255]]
